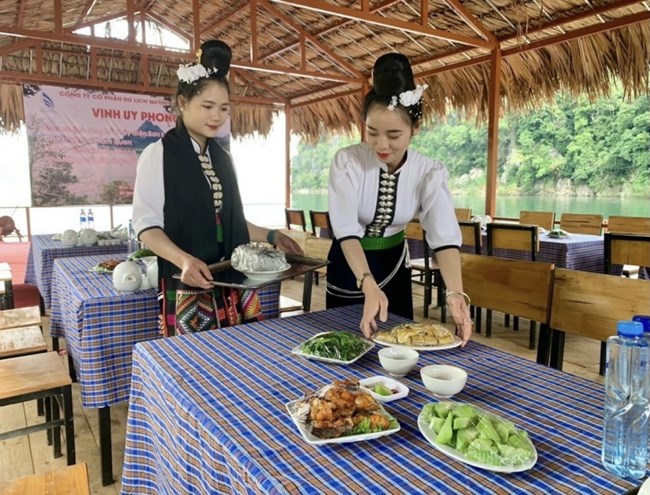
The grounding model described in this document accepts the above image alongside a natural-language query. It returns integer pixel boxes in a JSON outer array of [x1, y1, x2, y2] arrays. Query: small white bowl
[[377, 347, 419, 377], [359, 375, 409, 403], [420, 364, 467, 398]]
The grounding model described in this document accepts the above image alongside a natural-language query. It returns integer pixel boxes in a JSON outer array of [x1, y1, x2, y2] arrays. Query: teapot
[[61, 229, 78, 247], [79, 228, 98, 246], [112, 261, 142, 292], [145, 258, 159, 290]]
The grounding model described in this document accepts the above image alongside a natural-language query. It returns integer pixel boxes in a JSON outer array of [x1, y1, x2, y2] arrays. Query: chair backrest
[[309, 210, 333, 238], [404, 220, 425, 242], [454, 208, 472, 221], [460, 253, 554, 323], [519, 211, 555, 231], [304, 237, 333, 275], [607, 216, 650, 235], [604, 233, 650, 272], [458, 221, 481, 254], [550, 268, 650, 342], [285, 208, 306, 231], [559, 213, 603, 235], [486, 223, 539, 260]]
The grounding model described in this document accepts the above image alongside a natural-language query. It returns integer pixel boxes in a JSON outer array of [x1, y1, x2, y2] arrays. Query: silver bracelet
[[445, 290, 471, 305]]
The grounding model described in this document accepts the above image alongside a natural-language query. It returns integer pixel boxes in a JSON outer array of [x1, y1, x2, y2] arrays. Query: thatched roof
[[0, 0, 648, 139]]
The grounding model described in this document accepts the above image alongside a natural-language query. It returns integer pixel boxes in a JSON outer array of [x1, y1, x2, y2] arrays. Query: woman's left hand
[[447, 293, 472, 347], [274, 231, 304, 256]]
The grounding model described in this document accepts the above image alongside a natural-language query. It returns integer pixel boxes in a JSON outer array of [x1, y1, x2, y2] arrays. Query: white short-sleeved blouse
[[328, 142, 461, 251]]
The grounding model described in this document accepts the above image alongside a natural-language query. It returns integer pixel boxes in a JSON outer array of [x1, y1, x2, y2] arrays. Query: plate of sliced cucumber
[[418, 401, 537, 473]]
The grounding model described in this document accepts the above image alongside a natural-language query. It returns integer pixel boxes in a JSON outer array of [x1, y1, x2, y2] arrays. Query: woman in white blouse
[[326, 52, 472, 345]]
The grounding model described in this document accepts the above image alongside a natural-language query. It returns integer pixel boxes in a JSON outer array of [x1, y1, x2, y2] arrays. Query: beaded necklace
[[198, 153, 223, 210]]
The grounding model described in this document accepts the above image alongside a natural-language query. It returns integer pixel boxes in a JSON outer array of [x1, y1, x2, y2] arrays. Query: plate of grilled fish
[[373, 322, 461, 351]]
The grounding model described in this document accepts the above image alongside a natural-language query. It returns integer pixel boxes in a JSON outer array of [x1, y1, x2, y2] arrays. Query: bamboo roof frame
[[0, 0, 648, 213]]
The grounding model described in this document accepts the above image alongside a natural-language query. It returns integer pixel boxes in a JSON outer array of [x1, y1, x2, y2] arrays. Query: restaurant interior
[[1, 1, 650, 494]]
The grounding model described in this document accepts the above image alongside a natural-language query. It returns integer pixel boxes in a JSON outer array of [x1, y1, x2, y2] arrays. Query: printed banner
[[23, 84, 230, 206]]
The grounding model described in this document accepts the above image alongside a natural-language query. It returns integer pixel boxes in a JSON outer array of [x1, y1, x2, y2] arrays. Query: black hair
[[362, 52, 422, 127], [173, 39, 232, 113]]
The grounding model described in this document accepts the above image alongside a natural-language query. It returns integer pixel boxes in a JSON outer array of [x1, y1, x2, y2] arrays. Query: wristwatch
[[357, 272, 374, 290]]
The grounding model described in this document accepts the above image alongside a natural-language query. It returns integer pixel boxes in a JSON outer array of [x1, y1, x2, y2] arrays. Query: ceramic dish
[[373, 335, 462, 352], [291, 331, 375, 365], [546, 229, 570, 239], [237, 265, 290, 281], [89, 265, 113, 274], [418, 403, 537, 473], [359, 376, 409, 403], [285, 399, 400, 445]]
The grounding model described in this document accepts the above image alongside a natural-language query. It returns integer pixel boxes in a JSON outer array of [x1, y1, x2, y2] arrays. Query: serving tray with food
[[172, 242, 329, 289], [418, 401, 537, 473], [291, 331, 374, 365], [373, 322, 462, 351], [286, 379, 400, 445], [89, 259, 123, 273]]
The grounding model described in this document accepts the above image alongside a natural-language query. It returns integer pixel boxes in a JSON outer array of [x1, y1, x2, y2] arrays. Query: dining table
[[120, 304, 635, 494], [25, 233, 128, 308], [49, 254, 282, 486]]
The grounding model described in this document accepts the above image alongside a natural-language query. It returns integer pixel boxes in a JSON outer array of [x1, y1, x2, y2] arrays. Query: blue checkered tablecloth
[[25, 234, 128, 307], [121, 305, 635, 495], [50, 255, 282, 408]]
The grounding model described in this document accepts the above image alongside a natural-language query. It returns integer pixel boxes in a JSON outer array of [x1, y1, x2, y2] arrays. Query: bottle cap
[[633, 315, 650, 333], [617, 320, 644, 337]]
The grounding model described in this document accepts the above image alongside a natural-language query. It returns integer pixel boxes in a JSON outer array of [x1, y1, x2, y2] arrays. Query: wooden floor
[[0, 278, 603, 494]]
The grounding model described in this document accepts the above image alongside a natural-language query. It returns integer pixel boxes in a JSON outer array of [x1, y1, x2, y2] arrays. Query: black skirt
[[325, 239, 413, 319]]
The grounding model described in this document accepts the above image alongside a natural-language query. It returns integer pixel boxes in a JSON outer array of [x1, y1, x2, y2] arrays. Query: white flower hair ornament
[[176, 63, 217, 84], [387, 84, 429, 111]]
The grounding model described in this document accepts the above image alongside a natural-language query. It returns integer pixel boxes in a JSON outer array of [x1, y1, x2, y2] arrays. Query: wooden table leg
[[99, 407, 114, 486]]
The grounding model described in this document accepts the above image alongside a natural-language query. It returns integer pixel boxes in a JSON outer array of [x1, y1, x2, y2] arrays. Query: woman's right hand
[[360, 280, 388, 338], [179, 255, 214, 289]]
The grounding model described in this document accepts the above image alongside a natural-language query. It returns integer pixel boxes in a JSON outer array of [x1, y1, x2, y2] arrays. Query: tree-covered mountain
[[290, 86, 649, 197]]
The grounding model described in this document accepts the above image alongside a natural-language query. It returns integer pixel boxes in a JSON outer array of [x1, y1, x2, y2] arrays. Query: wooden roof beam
[[15, 0, 27, 28], [0, 38, 38, 57], [201, 3, 249, 35], [260, 0, 402, 60], [269, 0, 494, 48], [291, 87, 361, 108], [192, 0, 200, 54], [259, 0, 364, 78], [235, 70, 289, 103], [444, 0, 497, 43], [54, 0, 63, 33], [74, 0, 100, 29], [232, 60, 361, 83]]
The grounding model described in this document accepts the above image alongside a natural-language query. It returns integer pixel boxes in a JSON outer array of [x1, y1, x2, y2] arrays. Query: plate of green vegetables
[[291, 331, 375, 365]]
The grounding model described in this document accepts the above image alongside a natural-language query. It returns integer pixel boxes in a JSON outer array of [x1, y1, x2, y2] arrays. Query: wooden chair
[[540, 269, 650, 372], [607, 215, 650, 235], [604, 233, 650, 274], [0, 462, 90, 495], [458, 221, 482, 255], [284, 208, 307, 231], [454, 208, 472, 221], [0, 325, 47, 358], [405, 221, 444, 321], [559, 213, 603, 235], [461, 253, 555, 352], [303, 236, 332, 293], [309, 210, 333, 239], [519, 211, 555, 231], [0, 305, 42, 331], [486, 223, 539, 347], [0, 352, 75, 466]]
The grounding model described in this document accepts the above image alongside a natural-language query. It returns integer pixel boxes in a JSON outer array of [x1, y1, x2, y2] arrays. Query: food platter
[[373, 335, 462, 352], [89, 265, 113, 274], [285, 399, 400, 446], [418, 403, 537, 473], [546, 229, 570, 239], [89, 259, 122, 273], [291, 331, 374, 365]]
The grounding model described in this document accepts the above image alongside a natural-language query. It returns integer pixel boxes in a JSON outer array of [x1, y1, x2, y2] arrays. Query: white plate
[[89, 265, 113, 274], [373, 335, 462, 352], [285, 399, 400, 445], [291, 331, 375, 365], [639, 477, 650, 495], [238, 265, 291, 281], [417, 404, 537, 473], [359, 376, 409, 403]]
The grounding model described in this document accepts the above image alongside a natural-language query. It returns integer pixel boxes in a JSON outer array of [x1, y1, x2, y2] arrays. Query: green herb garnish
[[301, 331, 368, 361]]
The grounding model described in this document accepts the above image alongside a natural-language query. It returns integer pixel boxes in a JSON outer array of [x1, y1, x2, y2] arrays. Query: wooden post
[[485, 47, 501, 217], [285, 104, 291, 208]]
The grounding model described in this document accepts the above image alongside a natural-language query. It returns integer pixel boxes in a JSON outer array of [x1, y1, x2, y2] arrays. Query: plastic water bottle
[[128, 220, 138, 256], [602, 320, 650, 479], [87, 209, 94, 229], [79, 209, 87, 230]]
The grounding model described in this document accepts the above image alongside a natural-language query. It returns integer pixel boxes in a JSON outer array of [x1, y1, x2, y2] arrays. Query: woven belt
[[360, 231, 405, 251]]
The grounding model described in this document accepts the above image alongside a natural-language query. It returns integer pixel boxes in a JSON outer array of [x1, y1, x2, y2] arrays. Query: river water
[[292, 193, 650, 220]]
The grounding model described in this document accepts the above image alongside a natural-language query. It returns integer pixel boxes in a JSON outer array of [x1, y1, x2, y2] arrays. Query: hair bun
[[200, 39, 232, 77], [372, 53, 415, 96]]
